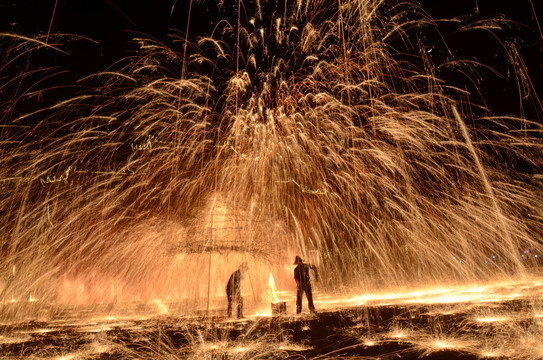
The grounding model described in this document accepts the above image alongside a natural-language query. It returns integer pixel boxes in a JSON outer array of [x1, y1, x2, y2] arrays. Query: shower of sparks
[[1, 1, 542, 310], [0, 0, 542, 358]]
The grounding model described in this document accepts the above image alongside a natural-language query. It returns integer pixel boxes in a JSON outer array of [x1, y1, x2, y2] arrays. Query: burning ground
[[2, 278, 543, 359]]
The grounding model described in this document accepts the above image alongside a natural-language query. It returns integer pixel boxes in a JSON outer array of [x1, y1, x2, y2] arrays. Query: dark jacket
[[294, 263, 318, 290], [226, 269, 242, 296]]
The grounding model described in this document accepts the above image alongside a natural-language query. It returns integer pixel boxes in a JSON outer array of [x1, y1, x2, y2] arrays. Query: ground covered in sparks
[[2, 279, 543, 359]]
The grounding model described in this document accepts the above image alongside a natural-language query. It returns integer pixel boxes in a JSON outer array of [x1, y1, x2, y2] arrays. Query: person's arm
[[309, 264, 319, 281]]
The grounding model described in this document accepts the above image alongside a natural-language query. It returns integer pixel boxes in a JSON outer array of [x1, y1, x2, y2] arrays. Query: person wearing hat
[[226, 262, 248, 318], [293, 255, 318, 314]]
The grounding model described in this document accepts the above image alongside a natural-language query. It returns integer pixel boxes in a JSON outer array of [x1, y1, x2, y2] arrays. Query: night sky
[[1, 0, 542, 119]]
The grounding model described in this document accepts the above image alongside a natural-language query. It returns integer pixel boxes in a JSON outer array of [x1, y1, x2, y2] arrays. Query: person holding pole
[[293, 256, 318, 314]]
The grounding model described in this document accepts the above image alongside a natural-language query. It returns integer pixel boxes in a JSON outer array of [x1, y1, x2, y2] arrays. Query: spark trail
[[0, 0, 542, 317]]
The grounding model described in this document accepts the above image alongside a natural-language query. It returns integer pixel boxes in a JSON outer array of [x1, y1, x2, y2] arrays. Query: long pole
[[207, 205, 213, 317]]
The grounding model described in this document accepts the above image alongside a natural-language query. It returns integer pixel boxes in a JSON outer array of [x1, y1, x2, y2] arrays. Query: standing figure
[[293, 256, 318, 314], [226, 262, 248, 318]]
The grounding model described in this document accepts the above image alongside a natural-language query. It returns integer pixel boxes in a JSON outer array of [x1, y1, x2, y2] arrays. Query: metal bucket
[[271, 301, 287, 315]]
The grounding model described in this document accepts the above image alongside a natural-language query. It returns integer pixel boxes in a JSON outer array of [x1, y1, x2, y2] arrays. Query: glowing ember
[[427, 339, 469, 351], [56, 355, 78, 360], [362, 339, 377, 346], [475, 316, 510, 323]]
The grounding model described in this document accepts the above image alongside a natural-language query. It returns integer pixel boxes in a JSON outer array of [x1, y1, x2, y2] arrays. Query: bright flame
[[268, 273, 280, 303], [153, 299, 169, 314], [255, 273, 282, 316]]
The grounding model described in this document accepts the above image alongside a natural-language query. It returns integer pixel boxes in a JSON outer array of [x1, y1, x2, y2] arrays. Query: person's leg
[[296, 286, 303, 313], [227, 296, 233, 317], [237, 294, 243, 318], [305, 285, 315, 313]]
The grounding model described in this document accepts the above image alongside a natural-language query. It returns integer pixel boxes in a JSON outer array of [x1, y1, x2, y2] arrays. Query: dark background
[[1, 0, 542, 119]]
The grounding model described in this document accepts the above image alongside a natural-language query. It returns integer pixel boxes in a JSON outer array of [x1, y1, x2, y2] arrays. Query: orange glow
[[255, 273, 284, 316], [268, 273, 280, 303], [57, 275, 124, 304], [319, 278, 543, 311], [476, 316, 510, 323]]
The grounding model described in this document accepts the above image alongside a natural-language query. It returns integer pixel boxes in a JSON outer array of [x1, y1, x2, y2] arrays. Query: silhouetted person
[[293, 256, 318, 314], [226, 262, 248, 318]]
